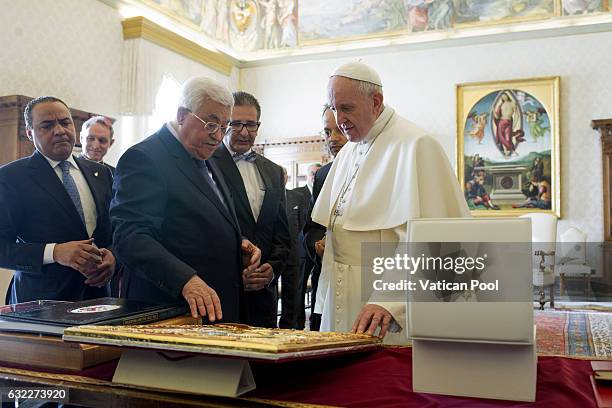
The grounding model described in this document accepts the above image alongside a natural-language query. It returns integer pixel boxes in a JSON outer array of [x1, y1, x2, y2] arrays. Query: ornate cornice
[[122, 17, 233, 76]]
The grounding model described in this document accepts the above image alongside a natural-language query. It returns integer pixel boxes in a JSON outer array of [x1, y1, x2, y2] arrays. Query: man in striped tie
[[0, 96, 116, 303]]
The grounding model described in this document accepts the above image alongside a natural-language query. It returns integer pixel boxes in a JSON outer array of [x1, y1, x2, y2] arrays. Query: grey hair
[[357, 81, 383, 97], [178, 76, 234, 112], [81, 116, 114, 139]]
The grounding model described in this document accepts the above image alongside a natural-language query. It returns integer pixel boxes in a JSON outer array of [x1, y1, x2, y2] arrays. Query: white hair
[[357, 81, 383, 97], [178, 77, 234, 112]]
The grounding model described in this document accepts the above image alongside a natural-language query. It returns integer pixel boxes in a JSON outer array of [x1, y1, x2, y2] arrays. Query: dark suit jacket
[[110, 126, 244, 322], [303, 162, 332, 264], [285, 189, 310, 267], [0, 152, 113, 303], [78, 154, 116, 177], [279, 188, 310, 329], [293, 186, 311, 204], [211, 144, 290, 328], [102, 162, 115, 176]]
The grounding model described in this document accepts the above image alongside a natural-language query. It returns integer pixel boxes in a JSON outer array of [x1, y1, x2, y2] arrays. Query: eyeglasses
[[229, 121, 260, 133], [188, 111, 230, 134]]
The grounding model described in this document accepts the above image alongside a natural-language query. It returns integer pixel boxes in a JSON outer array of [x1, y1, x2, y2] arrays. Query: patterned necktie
[[233, 151, 257, 163], [193, 159, 227, 210], [58, 161, 85, 225]]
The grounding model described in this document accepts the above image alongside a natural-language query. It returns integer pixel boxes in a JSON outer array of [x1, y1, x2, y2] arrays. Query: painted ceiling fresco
[[141, 0, 610, 52]]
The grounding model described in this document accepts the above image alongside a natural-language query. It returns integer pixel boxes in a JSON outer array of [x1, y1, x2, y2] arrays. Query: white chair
[[557, 227, 592, 297], [519, 213, 557, 309]]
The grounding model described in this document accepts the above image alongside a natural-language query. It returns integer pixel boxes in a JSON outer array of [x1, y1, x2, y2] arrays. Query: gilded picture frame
[[456, 77, 561, 217]]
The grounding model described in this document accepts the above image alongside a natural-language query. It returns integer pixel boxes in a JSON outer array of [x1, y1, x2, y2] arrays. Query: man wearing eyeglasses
[[111, 77, 261, 323], [210, 91, 290, 328]]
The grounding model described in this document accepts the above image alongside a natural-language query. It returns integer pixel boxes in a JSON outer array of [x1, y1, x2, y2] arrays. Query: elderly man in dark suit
[[210, 91, 290, 328], [111, 77, 261, 323], [0, 96, 115, 303]]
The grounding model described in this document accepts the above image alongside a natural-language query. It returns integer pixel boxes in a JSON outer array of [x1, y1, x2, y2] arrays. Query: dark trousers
[[297, 257, 322, 331], [279, 262, 302, 329]]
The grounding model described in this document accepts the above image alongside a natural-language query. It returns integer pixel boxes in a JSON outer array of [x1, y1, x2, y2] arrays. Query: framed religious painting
[[456, 77, 560, 217]]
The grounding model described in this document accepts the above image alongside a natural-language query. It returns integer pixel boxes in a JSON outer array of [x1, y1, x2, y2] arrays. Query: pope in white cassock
[[311, 62, 469, 344]]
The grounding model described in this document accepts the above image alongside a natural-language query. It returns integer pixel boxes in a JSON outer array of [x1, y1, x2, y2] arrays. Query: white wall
[[111, 38, 235, 164], [240, 32, 612, 240], [0, 0, 123, 119]]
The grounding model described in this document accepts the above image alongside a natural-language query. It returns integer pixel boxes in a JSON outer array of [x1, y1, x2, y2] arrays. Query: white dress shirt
[[223, 139, 265, 221], [42, 154, 98, 264]]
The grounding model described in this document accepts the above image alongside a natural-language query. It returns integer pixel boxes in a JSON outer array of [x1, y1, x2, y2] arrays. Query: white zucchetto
[[330, 61, 383, 87]]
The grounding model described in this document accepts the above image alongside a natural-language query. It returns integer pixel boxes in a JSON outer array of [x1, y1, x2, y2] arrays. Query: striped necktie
[[193, 159, 227, 210], [59, 161, 85, 225]]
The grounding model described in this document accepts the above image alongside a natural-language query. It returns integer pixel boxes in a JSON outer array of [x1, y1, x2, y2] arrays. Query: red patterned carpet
[[535, 310, 612, 359]]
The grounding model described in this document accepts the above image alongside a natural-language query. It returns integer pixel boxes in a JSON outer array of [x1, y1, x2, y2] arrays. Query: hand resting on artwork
[[182, 275, 222, 321], [352, 304, 394, 339]]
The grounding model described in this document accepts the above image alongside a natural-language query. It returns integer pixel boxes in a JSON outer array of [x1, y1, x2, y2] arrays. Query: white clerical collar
[[360, 106, 394, 145], [43, 152, 78, 170], [223, 137, 253, 157]]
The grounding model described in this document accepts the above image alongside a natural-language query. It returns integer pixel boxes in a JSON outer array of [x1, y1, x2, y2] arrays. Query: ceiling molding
[[121, 16, 234, 76], [109, 0, 612, 71], [236, 16, 612, 68]]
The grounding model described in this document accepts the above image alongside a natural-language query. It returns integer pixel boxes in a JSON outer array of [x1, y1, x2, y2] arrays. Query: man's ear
[[177, 107, 189, 125], [110, 138, 116, 147], [26, 127, 34, 142], [372, 92, 384, 114]]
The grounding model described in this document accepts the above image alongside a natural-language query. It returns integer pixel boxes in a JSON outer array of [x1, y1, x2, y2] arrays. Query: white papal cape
[[311, 106, 469, 344]]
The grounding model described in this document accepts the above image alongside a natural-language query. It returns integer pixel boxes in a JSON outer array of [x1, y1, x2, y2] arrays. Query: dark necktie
[[58, 161, 86, 225], [193, 159, 227, 209], [233, 151, 257, 163]]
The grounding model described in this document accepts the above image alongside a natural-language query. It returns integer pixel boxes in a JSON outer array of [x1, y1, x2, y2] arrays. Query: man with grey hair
[[79, 116, 116, 175], [111, 77, 261, 323], [311, 62, 469, 343]]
